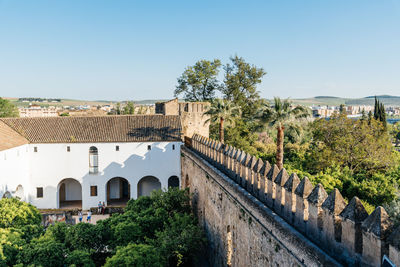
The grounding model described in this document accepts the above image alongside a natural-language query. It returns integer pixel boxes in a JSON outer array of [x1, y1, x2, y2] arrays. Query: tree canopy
[[204, 99, 240, 143], [0, 98, 19, 118], [309, 113, 394, 174], [0, 189, 206, 266], [222, 56, 266, 118], [257, 97, 310, 169], [174, 59, 222, 102]]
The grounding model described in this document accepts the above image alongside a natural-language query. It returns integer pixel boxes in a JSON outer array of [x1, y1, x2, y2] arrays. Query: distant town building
[[19, 105, 59, 117], [345, 105, 374, 115], [312, 106, 337, 118]]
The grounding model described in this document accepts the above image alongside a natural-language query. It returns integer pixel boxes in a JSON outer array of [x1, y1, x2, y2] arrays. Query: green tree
[[339, 104, 346, 114], [105, 244, 163, 267], [153, 213, 207, 267], [65, 249, 95, 267], [257, 97, 310, 169], [360, 109, 367, 121], [174, 59, 222, 102], [65, 222, 103, 253], [0, 198, 41, 229], [221, 118, 259, 154], [115, 102, 122, 115], [384, 191, 400, 226], [222, 56, 266, 118], [204, 99, 240, 143], [18, 236, 65, 267], [123, 101, 135, 115], [309, 113, 394, 174], [0, 98, 19, 117], [0, 228, 24, 266], [374, 96, 387, 129]]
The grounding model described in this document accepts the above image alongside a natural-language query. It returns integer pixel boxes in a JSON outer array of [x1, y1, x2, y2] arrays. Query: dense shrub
[[0, 189, 206, 266]]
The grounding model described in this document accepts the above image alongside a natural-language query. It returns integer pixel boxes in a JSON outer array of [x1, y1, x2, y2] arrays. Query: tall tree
[[257, 97, 310, 169], [174, 59, 222, 102], [204, 99, 240, 143], [374, 96, 387, 129], [360, 109, 367, 121], [222, 56, 266, 118], [0, 98, 19, 117], [123, 101, 135, 115], [115, 103, 121, 115], [339, 104, 346, 114]]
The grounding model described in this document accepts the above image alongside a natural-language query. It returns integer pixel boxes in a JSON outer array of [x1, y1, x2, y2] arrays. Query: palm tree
[[204, 99, 240, 143], [257, 97, 310, 169]]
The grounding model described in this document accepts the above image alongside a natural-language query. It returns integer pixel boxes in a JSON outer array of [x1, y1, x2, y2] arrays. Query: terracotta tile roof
[[0, 115, 182, 144], [0, 121, 29, 151]]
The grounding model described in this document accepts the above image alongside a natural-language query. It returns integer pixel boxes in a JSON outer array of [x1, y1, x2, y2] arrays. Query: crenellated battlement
[[189, 134, 400, 267]]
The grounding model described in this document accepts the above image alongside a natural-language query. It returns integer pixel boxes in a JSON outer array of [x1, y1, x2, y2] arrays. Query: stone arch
[[14, 185, 24, 200], [106, 177, 130, 206], [58, 178, 82, 209], [168, 176, 180, 189], [137, 176, 161, 198]]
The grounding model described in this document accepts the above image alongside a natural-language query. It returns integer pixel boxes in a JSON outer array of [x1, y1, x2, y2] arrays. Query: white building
[[0, 115, 182, 210], [19, 105, 59, 117]]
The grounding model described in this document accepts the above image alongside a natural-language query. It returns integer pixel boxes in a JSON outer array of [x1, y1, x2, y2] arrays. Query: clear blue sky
[[0, 0, 399, 101]]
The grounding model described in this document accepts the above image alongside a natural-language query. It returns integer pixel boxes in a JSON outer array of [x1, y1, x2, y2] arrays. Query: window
[[116, 145, 119, 151], [67, 146, 70, 152], [147, 145, 151, 150], [36, 187, 43, 198], [89, 146, 99, 174], [172, 144, 175, 150], [90, 186, 97, 196], [34, 147, 38, 152]]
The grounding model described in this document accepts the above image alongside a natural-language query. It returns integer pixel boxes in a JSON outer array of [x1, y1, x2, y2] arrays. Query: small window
[[90, 186, 97, 196], [172, 144, 175, 150], [67, 146, 70, 152], [36, 187, 43, 198], [147, 145, 151, 150], [116, 145, 119, 151], [34, 147, 38, 152]]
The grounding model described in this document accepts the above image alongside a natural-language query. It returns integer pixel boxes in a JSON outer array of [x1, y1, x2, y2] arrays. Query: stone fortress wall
[[183, 134, 400, 267], [156, 99, 210, 138]]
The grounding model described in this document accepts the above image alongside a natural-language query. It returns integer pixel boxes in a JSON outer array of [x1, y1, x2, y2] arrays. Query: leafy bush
[[0, 190, 206, 266], [0, 198, 41, 229], [65, 249, 95, 267], [105, 244, 163, 267]]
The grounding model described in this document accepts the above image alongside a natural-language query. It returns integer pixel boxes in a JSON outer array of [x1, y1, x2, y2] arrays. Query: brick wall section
[[155, 99, 210, 138], [187, 134, 400, 267], [181, 146, 340, 267]]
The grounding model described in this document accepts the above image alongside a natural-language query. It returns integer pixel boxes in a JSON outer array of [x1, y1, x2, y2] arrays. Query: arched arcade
[[58, 178, 82, 209]]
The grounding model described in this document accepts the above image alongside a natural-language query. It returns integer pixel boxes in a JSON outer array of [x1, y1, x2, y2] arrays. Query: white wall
[[0, 145, 30, 201], [1, 141, 181, 209]]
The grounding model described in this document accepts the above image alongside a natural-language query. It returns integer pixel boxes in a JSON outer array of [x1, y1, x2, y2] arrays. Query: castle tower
[[155, 98, 210, 138]]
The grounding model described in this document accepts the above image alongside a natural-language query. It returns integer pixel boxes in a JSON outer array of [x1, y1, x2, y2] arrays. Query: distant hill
[[314, 96, 340, 99], [5, 95, 400, 108], [346, 95, 400, 106], [365, 95, 400, 99], [292, 95, 400, 107]]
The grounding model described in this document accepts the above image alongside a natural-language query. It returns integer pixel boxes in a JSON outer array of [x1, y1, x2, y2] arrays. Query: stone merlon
[[322, 188, 347, 215]]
